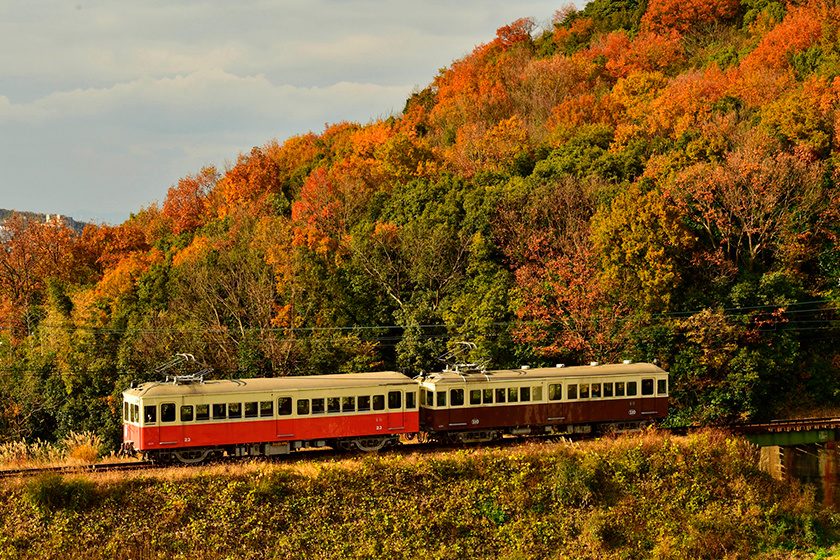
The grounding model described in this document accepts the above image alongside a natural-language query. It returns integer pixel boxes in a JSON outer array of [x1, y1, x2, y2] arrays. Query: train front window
[[436, 391, 446, 407], [641, 379, 654, 396], [426, 391, 434, 406], [406, 392, 416, 409], [144, 405, 156, 424], [181, 405, 194, 422], [124, 402, 129, 422], [658, 379, 668, 395], [161, 403, 176, 423], [450, 389, 464, 407], [278, 397, 292, 416], [131, 404, 139, 423]]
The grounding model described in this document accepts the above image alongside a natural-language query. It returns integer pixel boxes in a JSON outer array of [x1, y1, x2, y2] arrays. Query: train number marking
[[628, 409, 637, 416], [471, 418, 480, 425]]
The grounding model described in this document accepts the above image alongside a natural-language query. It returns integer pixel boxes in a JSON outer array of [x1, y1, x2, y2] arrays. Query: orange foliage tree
[[641, 0, 739, 34], [162, 166, 219, 236]]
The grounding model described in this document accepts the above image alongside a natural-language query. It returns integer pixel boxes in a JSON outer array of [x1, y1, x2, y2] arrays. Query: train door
[[447, 387, 467, 428], [157, 397, 184, 447], [276, 394, 296, 440], [387, 390, 405, 430], [640, 377, 658, 417]]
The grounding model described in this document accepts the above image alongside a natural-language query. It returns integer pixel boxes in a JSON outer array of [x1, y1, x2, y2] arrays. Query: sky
[[1, 0, 565, 225]]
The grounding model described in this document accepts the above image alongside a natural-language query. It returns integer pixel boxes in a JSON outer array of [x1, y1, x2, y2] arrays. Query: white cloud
[[0, 0, 562, 220]]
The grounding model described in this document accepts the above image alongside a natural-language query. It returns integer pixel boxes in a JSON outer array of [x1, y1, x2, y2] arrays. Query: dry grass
[[0, 431, 104, 470]]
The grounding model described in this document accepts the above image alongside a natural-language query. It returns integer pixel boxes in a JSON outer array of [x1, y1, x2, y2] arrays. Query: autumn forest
[[3, 0, 840, 449]]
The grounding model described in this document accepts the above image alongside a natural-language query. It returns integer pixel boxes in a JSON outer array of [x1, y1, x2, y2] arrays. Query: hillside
[[2, 432, 836, 559], [1, 0, 840, 449]]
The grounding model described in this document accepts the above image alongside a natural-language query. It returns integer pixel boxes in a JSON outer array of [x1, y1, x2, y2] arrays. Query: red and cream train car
[[122, 371, 419, 462], [417, 362, 668, 441]]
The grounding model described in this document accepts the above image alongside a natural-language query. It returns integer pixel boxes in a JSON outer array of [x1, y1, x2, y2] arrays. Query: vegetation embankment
[[0, 431, 836, 559]]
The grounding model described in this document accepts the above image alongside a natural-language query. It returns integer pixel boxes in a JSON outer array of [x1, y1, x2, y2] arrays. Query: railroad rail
[[0, 461, 155, 479]]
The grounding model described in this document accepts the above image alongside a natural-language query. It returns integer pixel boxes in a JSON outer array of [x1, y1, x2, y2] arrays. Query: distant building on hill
[[0, 209, 87, 235]]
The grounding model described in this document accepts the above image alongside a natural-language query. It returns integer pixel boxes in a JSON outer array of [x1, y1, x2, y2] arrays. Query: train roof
[[419, 362, 666, 385], [124, 370, 414, 399]]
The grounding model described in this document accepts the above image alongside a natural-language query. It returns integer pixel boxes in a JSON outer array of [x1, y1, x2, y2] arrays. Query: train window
[[641, 379, 654, 396], [328, 397, 340, 414], [627, 381, 638, 396], [196, 404, 210, 421], [181, 405, 193, 422], [658, 379, 668, 395], [297, 399, 310, 415], [450, 389, 464, 407], [124, 402, 129, 421], [508, 388, 518, 403], [312, 398, 325, 414], [244, 402, 258, 418], [426, 391, 434, 407], [591, 384, 601, 399], [580, 384, 590, 399], [373, 395, 385, 410], [229, 403, 242, 418], [144, 405, 157, 424], [436, 391, 446, 407], [260, 401, 274, 417], [470, 390, 481, 405], [420, 389, 426, 404], [568, 385, 578, 400], [521, 387, 531, 402], [161, 403, 176, 423], [495, 388, 506, 403], [389, 391, 402, 410], [358, 396, 371, 412], [533, 386, 543, 401], [483, 389, 493, 404], [406, 392, 416, 409], [342, 397, 356, 413], [549, 384, 562, 401], [278, 397, 293, 416], [615, 382, 625, 397], [603, 383, 614, 398], [131, 404, 138, 423], [213, 404, 227, 420]]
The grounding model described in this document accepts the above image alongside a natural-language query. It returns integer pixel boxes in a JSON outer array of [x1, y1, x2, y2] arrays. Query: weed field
[[0, 431, 837, 559]]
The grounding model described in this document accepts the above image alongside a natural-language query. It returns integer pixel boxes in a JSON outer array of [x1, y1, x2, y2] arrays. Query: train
[[121, 359, 669, 463]]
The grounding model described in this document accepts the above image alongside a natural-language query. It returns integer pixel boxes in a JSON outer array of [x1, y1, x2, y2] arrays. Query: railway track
[[0, 460, 156, 479]]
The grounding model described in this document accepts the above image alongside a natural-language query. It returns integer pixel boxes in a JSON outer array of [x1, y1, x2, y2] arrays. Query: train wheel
[[173, 448, 212, 464]]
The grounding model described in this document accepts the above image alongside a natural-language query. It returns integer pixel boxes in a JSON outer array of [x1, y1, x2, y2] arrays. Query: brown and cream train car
[[417, 362, 668, 442]]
